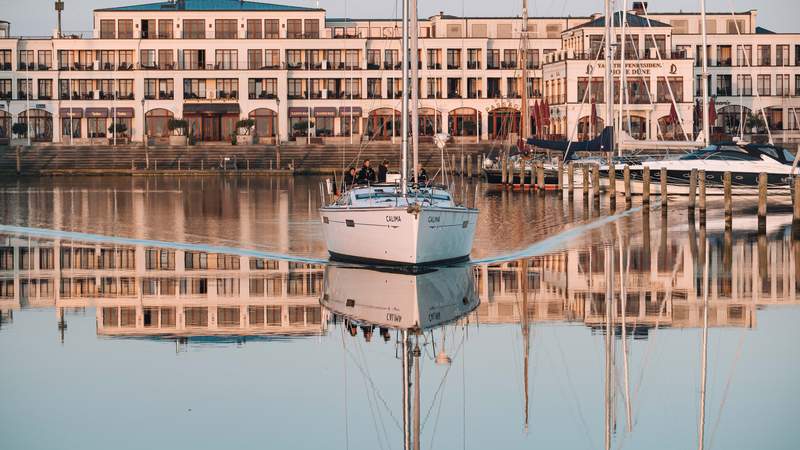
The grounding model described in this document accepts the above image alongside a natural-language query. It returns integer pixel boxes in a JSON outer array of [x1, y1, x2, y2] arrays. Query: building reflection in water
[[1, 214, 799, 340]]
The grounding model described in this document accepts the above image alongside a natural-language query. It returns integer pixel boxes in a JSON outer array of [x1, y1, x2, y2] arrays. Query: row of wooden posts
[[454, 153, 800, 227]]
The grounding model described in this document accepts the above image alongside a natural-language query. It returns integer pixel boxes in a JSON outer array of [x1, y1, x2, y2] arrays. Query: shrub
[[236, 119, 255, 135], [108, 122, 128, 134], [12, 122, 27, 138], [168, 118, 188, 136]]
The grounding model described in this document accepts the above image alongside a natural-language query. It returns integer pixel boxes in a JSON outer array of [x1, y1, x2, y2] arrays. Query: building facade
[[0, 0, 798, 146]]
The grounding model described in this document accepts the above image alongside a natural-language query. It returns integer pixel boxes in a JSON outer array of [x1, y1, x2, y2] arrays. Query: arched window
[[488, 108, 519, 139], [17, 109, 53, 142], [248, 108, 277, 137], [367, 108, 400, 140], [145, 108, 174, 137], [622, 115, 648, 140], [448, 107, 481, 137], [656, 116, 687, 141], [417, 108, 441, 136], [0, 111, 11, 143], [577, 116, 605, 141], [716, 105, 751, 136]]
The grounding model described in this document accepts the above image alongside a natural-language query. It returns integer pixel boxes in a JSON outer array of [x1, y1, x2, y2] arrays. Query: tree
[[12, 122, 27, 138], [167, 118, 188, 136], [108, 122, 128, 135], [236, 119, 255, 135]]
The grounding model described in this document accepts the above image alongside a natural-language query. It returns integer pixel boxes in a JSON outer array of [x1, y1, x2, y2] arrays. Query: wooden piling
[[642, 166, 650, 205], [467, 155, 473, 178], [15, 146, 21, 175], [501, 155, 507, 184], [567, 162, 575, 196], [557, 160, 564, 191], [451, 155, 457, 176], [582, 165, 589, 197], [623, 165, 631, 203], [660, 167, 668, 208], [758, 172, 768, 228], [608, 164, 616, 197], [723, 171, 733, 219], [688, 168, 697, 210], [793, 176, 800, 223], [201, 159, 205, 171], [537, 162, 545, 190], [698, 170, 706, 211], [131, 159, 134, 171], [592, 164, 600, 196], [154, 159, 158, 171], [519, 161, 525, 189], [178, 158, 181, 171]]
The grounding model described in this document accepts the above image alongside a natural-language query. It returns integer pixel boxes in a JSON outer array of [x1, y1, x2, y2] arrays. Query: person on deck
[[343, 166, 356, 189], [356, 159, 376, 184], [417, 167, 429, 184], [378, 160, 389, 183]]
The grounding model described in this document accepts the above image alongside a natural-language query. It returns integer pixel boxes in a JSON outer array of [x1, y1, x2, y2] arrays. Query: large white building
[[0, 0, 798, 147]]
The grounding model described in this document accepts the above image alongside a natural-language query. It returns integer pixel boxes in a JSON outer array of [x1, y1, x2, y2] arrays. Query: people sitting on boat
[[380, 327, 390, 342], [378, 160, 389, 183], [343, 166, 356, 190], [356, 159, 377, 184], [417, 167, 429, 184], [361, 325, 374, 342]]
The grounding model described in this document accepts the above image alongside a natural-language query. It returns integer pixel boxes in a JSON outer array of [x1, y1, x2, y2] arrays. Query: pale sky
[[0, 0, 797, 36]]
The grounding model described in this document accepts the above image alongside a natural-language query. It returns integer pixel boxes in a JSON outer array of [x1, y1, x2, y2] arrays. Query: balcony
[[249, 91, 277, 100], [448, 91, 462, 99], [17, 92, 32, 100], [216, 90, 238, 100], [447, 63, 460, 70], [0, 92, 11, 100], [487, 63, 500, 70], [99, 92, 114, 100], [37, 95, 52, 100], [467, 90, 481, 99], [488, 90, 502, 99], [427, 63, 442, 70], [717, 87, 733, 96], [467, 61, 480, 70], [501, 61, 517, 69], [427, 92, 442, 99], [183, 92, 204, 100], [367, 92, 382, 99], [18, 62, 35, 71], [717, 58, 732, 67], [1, 63, 11, 71]]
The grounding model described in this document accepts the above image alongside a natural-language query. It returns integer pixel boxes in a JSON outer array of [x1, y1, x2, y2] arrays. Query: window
[[496, 23, 512, 38], [447, 49, 461, 69], [487, 49, 500, 69], [776, 45, 790, 66], [265, 49, 279, 68], [471, 23, 487, 38], [0, 79, 10, 99], [264, 19, 279, 38], [158, 49, 174, 69], [248, 78, 277, 99], [118, 20, 133, 39], [737, 74, 752, 95], [215, 19, 237, 39], [37, 50, 52, 70], [287, 19, 302, 39], [343, 79, 360, 98], [62, 117, 80, 138], [304, 19, 319, 38], [345, 50, 359, 69], [215, 49, 238, 70], [525, 49, 538, 69], [447, 24, 463, 38], [426, 77, 441, 99], [367, 49, 380, 69], [716, 75, 732, 96], [757, 74, 771, 96], [181, 49, 205, 70], [158, 19, 173, 39], [18, 50, 33, 70], [757, 45, 771, 66], [141, 19, 156, 39], [671, 19, 689, 34], [100, 20, 115, 39], [183, 79, 206, 99], [37, 79, 52, 99], [288, 79, 304, 98], [246, 19, 262, 39], [117, 79, 133, 99], [88, 117, 107, 138], [286, 50, 303, 69], [248, 49, 263, 69], [502, 49, 517, 69], [796, 74, 800, 96], [183, 19, 205, 39], [736, 44, 751, 66], [0, 50, 11, 71], [776, 74, 790, 96], [118, 50, 134, 69], [216, 78, 238, 99], [17, 79, 31, 100], [145, 78, 174, 100], [717, 45, 732, 66], [467, 48, 481, 69], [656, 77, 683, 102], [140, 49, 156, 68], [426, 49, 441, 69], [384, 49, 398, 69], [367, 78, 381, 98]]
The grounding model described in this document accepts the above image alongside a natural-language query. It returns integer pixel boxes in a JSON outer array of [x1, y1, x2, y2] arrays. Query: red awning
[[338, 106, 363, 117], [288, 107, 309, 118], [59, 108, 83, 118], [314, 107, 337, 117], [85, 108, 109, 118]]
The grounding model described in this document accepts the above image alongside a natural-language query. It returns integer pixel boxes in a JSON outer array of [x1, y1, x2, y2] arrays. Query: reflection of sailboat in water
[[321, 263, 479, 450]]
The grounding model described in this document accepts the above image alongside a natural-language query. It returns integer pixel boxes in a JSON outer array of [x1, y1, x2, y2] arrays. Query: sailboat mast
[[520, 0, 529, 142], [604, 0, 615, 154], [413, 338, 421, 450], [410, 0, 420, 181], [402, 329, 411, 450], [698, 239, 709, 450], [618, 2, 626, 157], [520, 258, 530, 433], [401, 0, 410, 195], [700, 0, 711, 146]]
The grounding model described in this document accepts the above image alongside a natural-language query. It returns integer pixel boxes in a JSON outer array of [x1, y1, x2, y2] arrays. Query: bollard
[[699, 170, 706, 212], [688, 168, 697, 210], [723, 171, 732, 219], [567, 162, 575, 196], [758, 172, 768, 229], [557, 160, 564, 191], [154, 159, 158, 171], [178, 158, 181, 171], [642, 166, 650, 205], [660, 167, 668, 208], [592, 164, 600, 196], [794, 176, 800, 223], [15, 146, 21, 175], [131, 159, 135, 171], [467, 154, 473, 178], [623, 165, 631, 203], [537, 162, 545, 190], [247, 159, 250, 170], [201, 159, 204, 171], [501, 155, 507, 184], [582, 165, 589, 198], [608, 164, 616, 197], [269, 159, 273, 170]]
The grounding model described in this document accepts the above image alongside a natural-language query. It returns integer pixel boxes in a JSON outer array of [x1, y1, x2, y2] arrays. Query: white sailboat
[[320, 0, 478, 265]]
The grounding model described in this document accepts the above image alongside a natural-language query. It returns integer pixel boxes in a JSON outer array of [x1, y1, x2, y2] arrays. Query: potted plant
[[108, 123, 129, 144], [235, 118, 255, 145], [168, 118, 188, 146], [11, 122, 27, 145], [745, 112, 765, 134]]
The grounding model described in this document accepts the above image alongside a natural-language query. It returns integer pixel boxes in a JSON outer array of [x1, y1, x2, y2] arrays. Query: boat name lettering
[[427, 216, 441, 223], [386, 313, 402, 322], [386, 215, 402, 223]]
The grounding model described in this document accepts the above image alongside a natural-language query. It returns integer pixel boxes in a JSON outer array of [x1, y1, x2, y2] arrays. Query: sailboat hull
[[320, 205, 478, 265]]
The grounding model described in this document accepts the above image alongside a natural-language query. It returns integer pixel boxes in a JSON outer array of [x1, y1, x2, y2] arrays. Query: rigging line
[[552, 327, 597, 449], [707, 329, 747, 450], [340, 326, 351, 450], [351, 334, 389, 450], [420, 327, 468, 430], [355, 334, 393, 450], [427, 344, 452, 450], [341, 338, 404, 431], [462, 323, 467, 450]]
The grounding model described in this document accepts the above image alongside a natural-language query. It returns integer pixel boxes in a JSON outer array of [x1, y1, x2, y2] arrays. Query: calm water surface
[[0, 176, 797, 450]]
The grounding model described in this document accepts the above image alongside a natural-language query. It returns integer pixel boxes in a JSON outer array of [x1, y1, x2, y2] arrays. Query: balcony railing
[[467, 90, 481, 99], [249, 91, 278, 99], [0, 63, 11, 71], [447, 63, 460, 70], [467, 61, 480, 69]]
